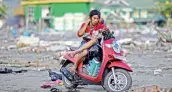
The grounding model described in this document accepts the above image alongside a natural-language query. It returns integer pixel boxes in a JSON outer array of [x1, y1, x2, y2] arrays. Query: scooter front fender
[[108, 61, 133, 72]]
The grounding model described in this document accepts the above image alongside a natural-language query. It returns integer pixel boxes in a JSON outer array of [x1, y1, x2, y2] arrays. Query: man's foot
[[70, 66, 77, 74]]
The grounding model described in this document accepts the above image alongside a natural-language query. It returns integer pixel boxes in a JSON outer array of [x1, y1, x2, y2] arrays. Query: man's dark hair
[[89, 9, 101, 18]]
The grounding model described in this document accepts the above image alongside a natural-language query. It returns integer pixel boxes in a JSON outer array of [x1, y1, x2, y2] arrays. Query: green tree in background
[[0, 3, 7, 29], [0, 3, 7, 16], [157, 4, 172, 27]]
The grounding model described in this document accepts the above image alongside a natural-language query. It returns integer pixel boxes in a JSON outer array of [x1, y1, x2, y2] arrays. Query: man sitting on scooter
[[67, 10, 107, 73]]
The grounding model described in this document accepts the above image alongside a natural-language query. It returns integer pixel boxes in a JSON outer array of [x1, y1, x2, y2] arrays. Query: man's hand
[[85, 19, 91, 24], [78, 19, 90, 37], [70, 65, 77, 74]]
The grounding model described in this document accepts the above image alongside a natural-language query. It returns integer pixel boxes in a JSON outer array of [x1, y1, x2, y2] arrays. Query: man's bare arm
[[78, 19, 90, 37]]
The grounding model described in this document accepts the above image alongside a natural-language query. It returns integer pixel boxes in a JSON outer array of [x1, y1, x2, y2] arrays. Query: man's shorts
[[79, 40, 99, 52]]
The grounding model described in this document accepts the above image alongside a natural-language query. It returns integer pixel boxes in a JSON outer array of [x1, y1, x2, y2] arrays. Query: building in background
[[14, 5, 25, 28], [21, 0, 168, 31], [96, 0, 165, 23], [21, 0, 93, 31], [3, 0, 23, 27]]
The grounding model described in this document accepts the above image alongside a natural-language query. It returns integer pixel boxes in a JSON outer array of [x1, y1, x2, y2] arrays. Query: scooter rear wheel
[[62, 63, 78, 89]]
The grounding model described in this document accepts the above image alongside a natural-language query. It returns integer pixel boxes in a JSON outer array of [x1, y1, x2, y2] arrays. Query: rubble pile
[[0, 26, 172, 66]]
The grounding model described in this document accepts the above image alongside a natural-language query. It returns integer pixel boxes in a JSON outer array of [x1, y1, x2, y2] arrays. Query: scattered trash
[[133, 40, 143, 47], [23, 31, 31, 37], [31, 67, 47, 71], [0, 68, 27, 74], [153, 69, 162, 75], [165, 55, 172, 58], [41, 80, 63, 89], [17, 35, 40, 47], [67, 88, 80, 92], [155, 27, 172, 43], [48, 69, 62, 81], [41, 84, 51, 89], [50, 88, 61, 92], [128, 85, 172, 92], [41, 70, 63, 89], [161, 67, 172, 70], [11, 29, 17, 35], [47, 45, 67, 52], [7, 45, 17, 50], [128, 85, 158, 92], [16, 42, 29, 48], [45, 28, 50, 33], [14, 70, 27, 73], [39, 40, 51, 47], [0, 68, 12, 74], [118, 38, 132, 45], [140, 27, 151, 35]]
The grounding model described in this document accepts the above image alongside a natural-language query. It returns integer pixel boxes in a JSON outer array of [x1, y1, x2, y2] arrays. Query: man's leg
[[71, 50, 88, 73]]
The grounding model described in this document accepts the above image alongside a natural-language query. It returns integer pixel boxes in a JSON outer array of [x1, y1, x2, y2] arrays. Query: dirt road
[[0, 50, 172, 92]]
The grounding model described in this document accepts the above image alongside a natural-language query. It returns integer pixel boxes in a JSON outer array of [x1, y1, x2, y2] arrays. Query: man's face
[[91, 15, 100, 26]]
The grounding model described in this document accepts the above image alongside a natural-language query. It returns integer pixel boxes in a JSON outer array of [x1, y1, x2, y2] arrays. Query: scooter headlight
[[112, 40, 121, 53], [113, 54, 127, 61]]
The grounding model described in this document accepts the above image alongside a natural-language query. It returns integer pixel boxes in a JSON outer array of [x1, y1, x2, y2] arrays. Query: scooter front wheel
[[104, 68, 132, 92], [62, 63, 78, 89]]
